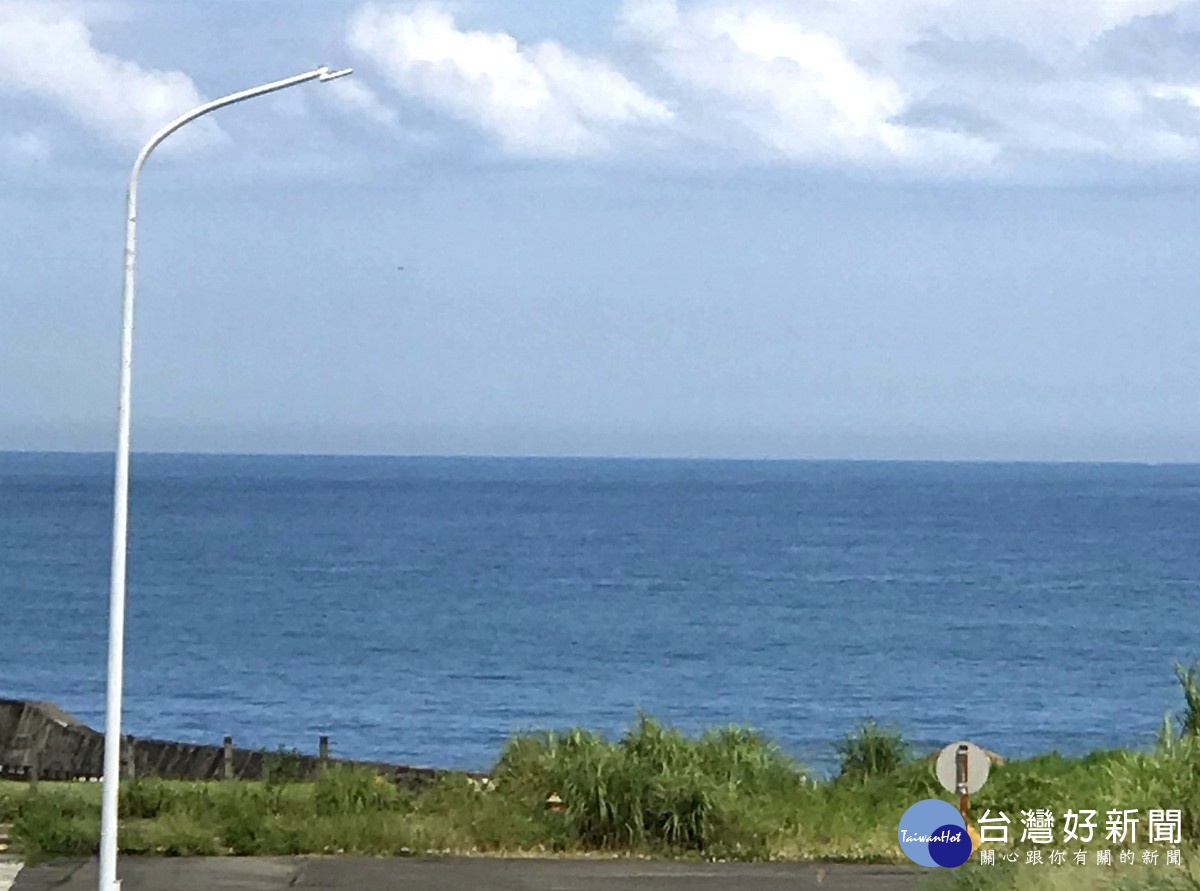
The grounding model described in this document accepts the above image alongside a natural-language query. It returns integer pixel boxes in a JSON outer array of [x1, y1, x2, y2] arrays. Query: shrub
[[834, 721, 910, 781], [13, 795, 98, 863], [557, 739, 719, 850], [0, 784, 26, 822], [695, 726, 807, 795], [970, 753, 1075, 819], [1175, 662, 1200, 739], [123, 812, 222, 857], [263, 746, 308, 784], [314, 766, 404, 817], [492, 716, 810, 854], [1102, 741, 1200, 843], [121, 778, 178, 819]]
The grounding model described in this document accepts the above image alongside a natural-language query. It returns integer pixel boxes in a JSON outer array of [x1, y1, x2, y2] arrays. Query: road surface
[[11, 856, 948, 891]]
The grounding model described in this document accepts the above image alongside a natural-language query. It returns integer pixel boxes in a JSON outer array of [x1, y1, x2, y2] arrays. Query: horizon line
[[2, 448, 1198, 467]]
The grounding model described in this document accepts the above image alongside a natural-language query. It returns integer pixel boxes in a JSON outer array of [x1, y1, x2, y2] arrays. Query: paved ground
[[0, 861, 21, 891], [11, 857, 943, 891]]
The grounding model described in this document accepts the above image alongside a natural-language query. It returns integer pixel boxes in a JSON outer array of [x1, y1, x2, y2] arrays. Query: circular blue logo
[[898, 799, 971, 868]]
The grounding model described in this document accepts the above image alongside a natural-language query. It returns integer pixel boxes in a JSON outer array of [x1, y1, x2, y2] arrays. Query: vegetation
[[261, 746, 307, 784], [834, 719, 910, 782], [1173, 662, 1200, 740], [3, 662, 1199, 890]]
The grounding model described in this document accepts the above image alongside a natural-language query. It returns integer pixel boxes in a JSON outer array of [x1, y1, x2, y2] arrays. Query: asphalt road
[[11, 857, 948, 891]]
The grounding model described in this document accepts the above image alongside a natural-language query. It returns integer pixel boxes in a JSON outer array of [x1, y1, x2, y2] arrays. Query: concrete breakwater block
[[0, 699, 486, 789]]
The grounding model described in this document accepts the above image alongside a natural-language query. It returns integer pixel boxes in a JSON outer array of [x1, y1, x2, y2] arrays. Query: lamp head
[[318, 66, 354, 82]]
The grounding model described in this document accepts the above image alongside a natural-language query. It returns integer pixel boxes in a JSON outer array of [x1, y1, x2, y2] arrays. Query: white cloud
[[955, 76, 1200, 164], [724, 0, 1189, 62], [4, 0, 1200, 177], [0, 1, 219, 151], [346, 2, 672, 159], [343, 0, 1200, 175], [619, 0, 1200, 172], [323, 78, 401, 128], [618, 1, 996, 168], [921, 0, 1187, 51], [1148, 82, 1200, 109]]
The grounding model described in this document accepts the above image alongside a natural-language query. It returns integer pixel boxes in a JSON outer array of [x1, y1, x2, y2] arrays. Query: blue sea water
[[1, 452, 1197, 778]]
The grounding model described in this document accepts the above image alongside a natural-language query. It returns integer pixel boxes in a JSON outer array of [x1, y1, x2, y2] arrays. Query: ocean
[[1, 452, 1196, 777]]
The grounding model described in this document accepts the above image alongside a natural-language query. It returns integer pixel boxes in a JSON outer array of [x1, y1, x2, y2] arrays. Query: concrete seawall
[[0, 699, 482, 788]]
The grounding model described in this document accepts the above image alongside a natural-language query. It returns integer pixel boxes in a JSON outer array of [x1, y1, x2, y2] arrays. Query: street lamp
[[99, 65, 352, 891]]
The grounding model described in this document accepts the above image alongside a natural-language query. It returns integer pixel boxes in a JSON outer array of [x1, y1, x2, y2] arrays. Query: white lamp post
[[99, 65, 352, 891]]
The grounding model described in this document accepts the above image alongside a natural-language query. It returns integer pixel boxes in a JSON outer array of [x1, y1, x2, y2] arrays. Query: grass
[[5, 661, 1200, 884], [0, 724, 931, 864], [834, 719, 910, 782]]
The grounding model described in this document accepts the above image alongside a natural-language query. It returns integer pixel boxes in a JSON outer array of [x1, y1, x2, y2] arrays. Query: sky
[[3, 0, 1200, 461]]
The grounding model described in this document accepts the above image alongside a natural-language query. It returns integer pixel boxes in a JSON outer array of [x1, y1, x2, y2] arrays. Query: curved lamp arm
[[129, 66, 353, 196]]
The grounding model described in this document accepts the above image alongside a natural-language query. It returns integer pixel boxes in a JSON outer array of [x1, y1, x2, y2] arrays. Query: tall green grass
[[491, 716, 811, 858], [6, 661, 1200, 868], [834, 720, 910, 782], [1172, 662, 1200, 740]]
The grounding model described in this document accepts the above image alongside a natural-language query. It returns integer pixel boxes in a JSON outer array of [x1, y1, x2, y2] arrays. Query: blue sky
[[3, 0, 1200, 460]]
